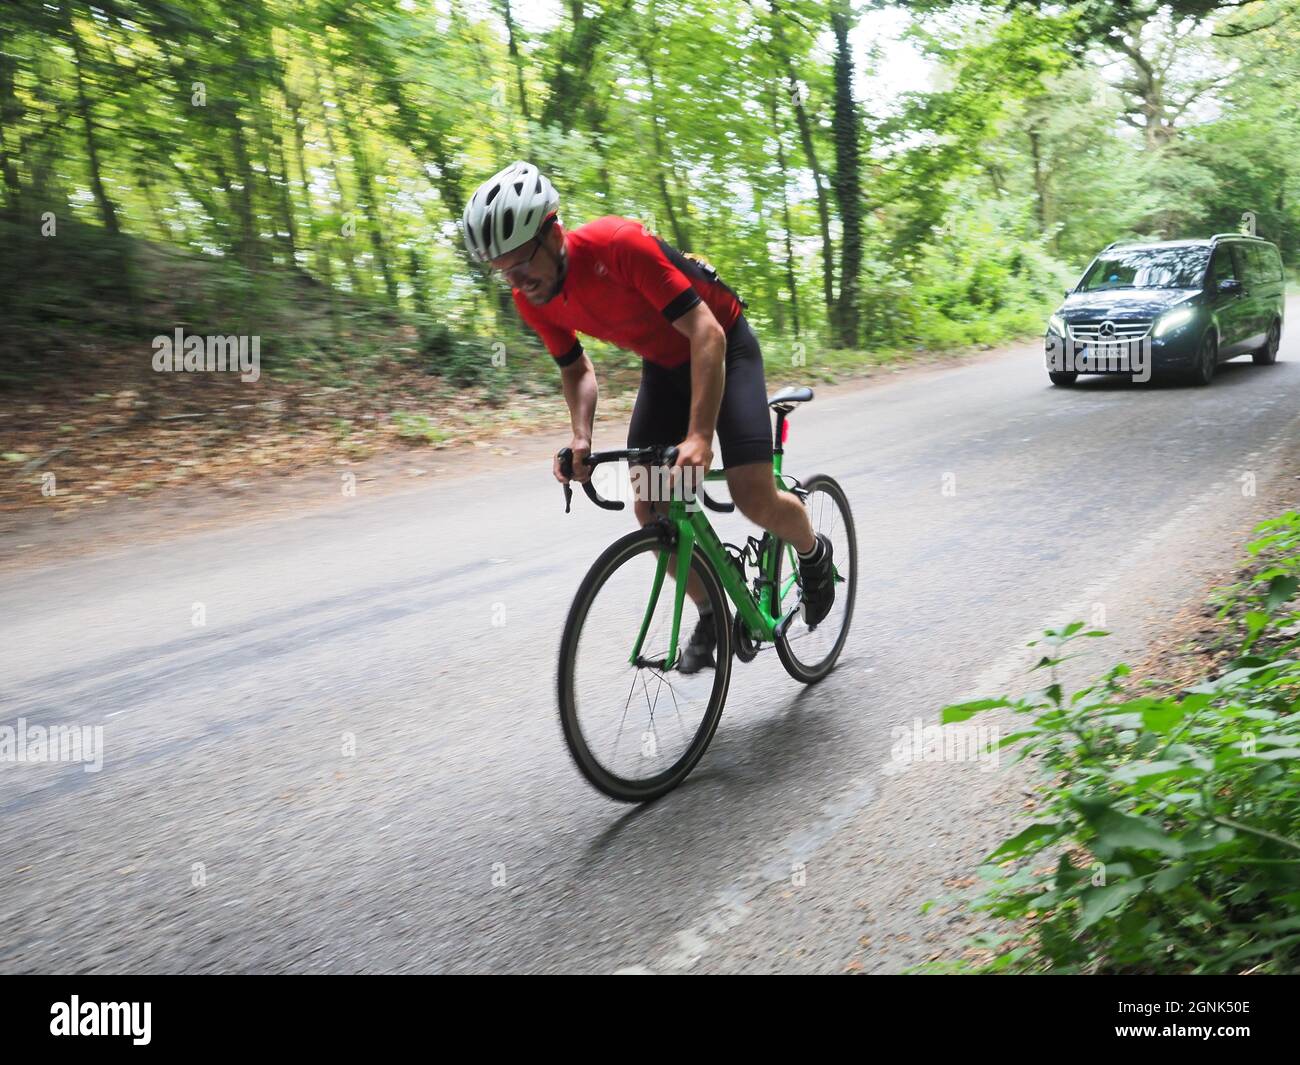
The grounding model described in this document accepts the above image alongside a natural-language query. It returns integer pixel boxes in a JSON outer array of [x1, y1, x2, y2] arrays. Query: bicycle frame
[[628, 450, 802, 670]]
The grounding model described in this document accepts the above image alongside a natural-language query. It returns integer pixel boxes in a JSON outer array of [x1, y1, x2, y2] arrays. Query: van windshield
[[1078, 246, 1211, 291]]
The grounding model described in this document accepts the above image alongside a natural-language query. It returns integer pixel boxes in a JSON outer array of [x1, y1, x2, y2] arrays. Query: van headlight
[[1047, 313, 1066, 337], [1154, 307, 1195, 337]]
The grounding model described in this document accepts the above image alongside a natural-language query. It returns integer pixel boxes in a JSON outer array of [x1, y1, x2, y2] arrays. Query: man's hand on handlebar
[[558, 445, 682, 513], [673, 432, 713, 482], [554, 438, 591, 484]]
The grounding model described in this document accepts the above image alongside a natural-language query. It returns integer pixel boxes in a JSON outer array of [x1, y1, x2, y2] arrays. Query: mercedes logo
[[1099, 320, 1116, 338]]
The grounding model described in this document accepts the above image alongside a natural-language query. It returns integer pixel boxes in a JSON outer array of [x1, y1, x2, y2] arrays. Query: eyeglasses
[[487, 214, 557, 286], [493, 238, 546, 286]]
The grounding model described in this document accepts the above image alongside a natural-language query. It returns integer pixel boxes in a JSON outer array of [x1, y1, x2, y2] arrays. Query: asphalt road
[[3, 316, 1299, 973]]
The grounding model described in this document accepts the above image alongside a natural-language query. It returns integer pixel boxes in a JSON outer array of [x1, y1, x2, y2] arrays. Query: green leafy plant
[[934, 511, 1300, 974]]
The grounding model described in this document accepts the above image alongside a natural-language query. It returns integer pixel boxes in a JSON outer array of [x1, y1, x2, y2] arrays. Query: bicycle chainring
[[733, 613, 759, 662]]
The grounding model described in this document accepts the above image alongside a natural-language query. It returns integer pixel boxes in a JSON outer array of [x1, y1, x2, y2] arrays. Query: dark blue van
[[1045, 235, 1285, 386]]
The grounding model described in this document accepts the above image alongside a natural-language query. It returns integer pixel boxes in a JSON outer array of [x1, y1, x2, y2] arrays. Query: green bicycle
[[556, 385, 858, 802]]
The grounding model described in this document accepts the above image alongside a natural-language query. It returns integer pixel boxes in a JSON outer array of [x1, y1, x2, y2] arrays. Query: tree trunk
[[638, 37, 690, 249], [221, 100, 260, 269], [1027, 124, 1050, 244], [331, 61, 397, 305], [770, 84, 801, 337], [64, 3, 120, 237], [540, 0, 627, 131], [286, 84, 320, 277], [307, 48, 362, 295], [769, 0, 834, 323], [0, 47, 24, 220], [830, 0, 862, 348], [500, 0, 532, 123], [408, 247, 429, 318]]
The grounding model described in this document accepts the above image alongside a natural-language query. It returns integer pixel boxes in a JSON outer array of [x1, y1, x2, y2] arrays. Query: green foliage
[[934, 512, 1300, 974], [390, 411, 451, 445], [1, 0, 1297, 384], [0, 216, 137, 372], [857, 195, 1070, 349], [417, 321, 505, 389]]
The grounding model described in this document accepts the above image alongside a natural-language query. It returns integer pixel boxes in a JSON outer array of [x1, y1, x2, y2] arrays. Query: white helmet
[[462, 161, 560, 261]]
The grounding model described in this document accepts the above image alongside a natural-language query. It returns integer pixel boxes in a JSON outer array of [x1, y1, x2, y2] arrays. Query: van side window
[[1239, 244, 1259, 284], [1229, 243, 1251, 284], [1209, 245, 1236, 286], [1268, 245, 1284, 281], [1251, 244, 1280, 283], [1248, 244, 1271, 284]]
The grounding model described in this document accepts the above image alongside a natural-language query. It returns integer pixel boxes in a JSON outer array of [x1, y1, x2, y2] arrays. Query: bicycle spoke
[[644, 664, 691, 744], [639, 669, 659, 734], [567, 537, 723, 790], [609, 668, 642, 766]]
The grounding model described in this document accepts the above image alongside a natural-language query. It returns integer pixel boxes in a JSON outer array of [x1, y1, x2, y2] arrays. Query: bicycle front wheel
[[774, 474, 858, 683], [558, 525, 733, 803]]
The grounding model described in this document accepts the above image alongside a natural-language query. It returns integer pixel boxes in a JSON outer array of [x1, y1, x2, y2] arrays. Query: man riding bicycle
[[462, 161, 835, 672]]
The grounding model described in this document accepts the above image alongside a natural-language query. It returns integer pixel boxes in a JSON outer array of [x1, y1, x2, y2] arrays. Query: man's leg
[[710, 316, 813, 551], [724, 462, 815, 553], [715, 316, 836, 626], [628, 362, 708, 608]]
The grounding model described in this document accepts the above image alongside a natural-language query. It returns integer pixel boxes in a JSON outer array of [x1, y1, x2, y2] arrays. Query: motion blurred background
[[1, 0, 1297, 511]]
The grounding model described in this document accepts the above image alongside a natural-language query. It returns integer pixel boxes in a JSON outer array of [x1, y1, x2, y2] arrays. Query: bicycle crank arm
[[774, 601, 807, 638]]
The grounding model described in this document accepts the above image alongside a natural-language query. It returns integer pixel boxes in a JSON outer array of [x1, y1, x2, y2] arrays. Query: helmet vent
[[523, 209, 534, 226], [502, 208, 515, 240], [485, 184, 500, 205], [535, 178, 542, 194], [513, 181, 524, 195]]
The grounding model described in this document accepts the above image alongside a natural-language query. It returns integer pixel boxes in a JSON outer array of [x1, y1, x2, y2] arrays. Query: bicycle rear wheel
[[774, 474, 857, 683], [558, 524, 732, 802]]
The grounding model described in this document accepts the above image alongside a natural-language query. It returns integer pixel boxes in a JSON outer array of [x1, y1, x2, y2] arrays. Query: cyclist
[[462, 161, 834, 671]]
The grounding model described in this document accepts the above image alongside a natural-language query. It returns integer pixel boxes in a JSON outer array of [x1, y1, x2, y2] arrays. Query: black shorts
[[626, 315, 774, 469]]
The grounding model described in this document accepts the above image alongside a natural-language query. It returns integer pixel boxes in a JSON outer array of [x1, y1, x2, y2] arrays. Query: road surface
[[2, 319, 1298, 973]]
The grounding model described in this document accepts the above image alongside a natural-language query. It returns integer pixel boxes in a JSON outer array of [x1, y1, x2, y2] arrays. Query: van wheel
[[1048, 371, 1077, 387], [1189, 331, 1217, 386], [1252, 320, 1281, 365]]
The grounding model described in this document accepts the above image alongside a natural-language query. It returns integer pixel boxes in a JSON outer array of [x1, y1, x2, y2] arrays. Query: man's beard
[[537, 243, 568, 303]]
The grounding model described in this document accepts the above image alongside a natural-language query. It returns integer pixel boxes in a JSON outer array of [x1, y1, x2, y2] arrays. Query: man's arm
[[671, 302, 726, 473], [512, 290, 597, 485], [553, 351, 598, 484]]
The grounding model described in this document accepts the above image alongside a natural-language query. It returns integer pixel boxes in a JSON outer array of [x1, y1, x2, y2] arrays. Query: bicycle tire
[[773, 474, 858, 684], [558, 524, 733, 802]]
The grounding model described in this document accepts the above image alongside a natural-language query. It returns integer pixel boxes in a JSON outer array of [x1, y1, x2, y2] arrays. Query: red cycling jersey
[[512, 215, 743, 371]]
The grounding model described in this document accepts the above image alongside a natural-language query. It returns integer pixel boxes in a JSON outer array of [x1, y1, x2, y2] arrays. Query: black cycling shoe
[[677, 610, 718, 674], [798, 534, 836, 627]]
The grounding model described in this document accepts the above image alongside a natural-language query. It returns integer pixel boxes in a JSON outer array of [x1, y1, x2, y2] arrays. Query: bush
[[935, 511, 1300, 974], [418, 321, 506, 388], [855, 199, 1071, 352]]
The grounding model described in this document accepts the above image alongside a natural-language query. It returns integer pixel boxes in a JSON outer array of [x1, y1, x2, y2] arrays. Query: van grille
[[1069, 320, 1152, 342]]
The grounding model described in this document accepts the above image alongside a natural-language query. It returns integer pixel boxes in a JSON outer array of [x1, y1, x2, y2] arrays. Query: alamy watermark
[[588, 461, 708, 511], [1, 717, 104, 773], [885, 719, 1001, 775], [152, 327, 260, 382], [1046, 332, 1152, 382], [50, 996, 150, 1045]]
